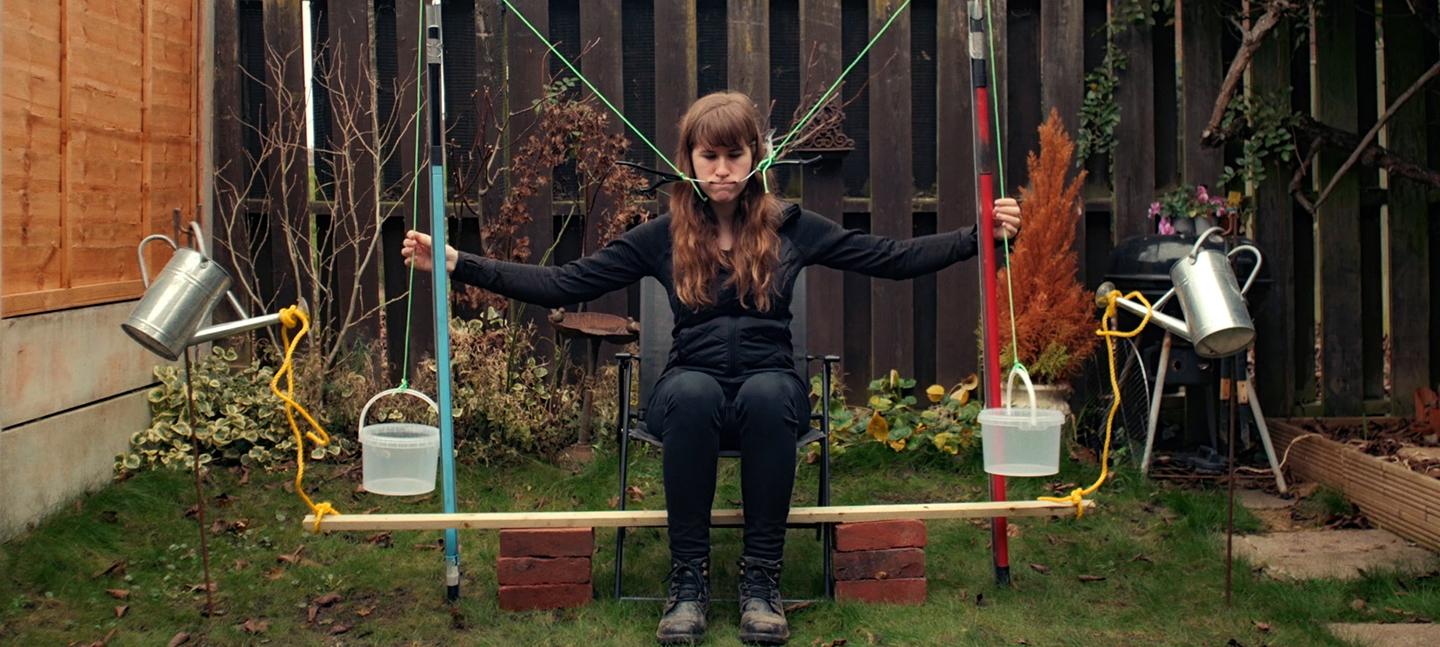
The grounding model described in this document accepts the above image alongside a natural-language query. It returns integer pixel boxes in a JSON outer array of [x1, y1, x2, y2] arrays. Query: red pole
[[969, 3, 1010, 587]]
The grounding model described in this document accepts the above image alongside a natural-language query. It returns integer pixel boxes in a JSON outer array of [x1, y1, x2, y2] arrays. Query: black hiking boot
[[737, 556, 789, 645], [656, 556, 709, 644]]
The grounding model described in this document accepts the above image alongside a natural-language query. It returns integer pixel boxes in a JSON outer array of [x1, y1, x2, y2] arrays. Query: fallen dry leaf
[[1350, 598, 1367, 610], [264, 567, 286, 581], [307, 605, 320, 624], [1252, 621, 1271, 633], [1077, 574, 1106, 583], [276, 545, 306, 564], [166, 632, 190, 647], [626, 485, 645, 502], [114, 605, 128, 619], [365, 532, 392, 547], [329, 623, 351, 635], [1130, 554, 1153, 564], [607, 495, 621, 508], [1006, 524, 1023, 538], [313, 592, 342, 607], [355, 605, 374, 617], [238, 467, 251, 486], [105, 589, 129, 600], [1028, 563, 1050, 575], [240, 617, 270, 634], [188, 582, 217, 594], [93, 561, 127, 579], [232, 559, 249, 572]]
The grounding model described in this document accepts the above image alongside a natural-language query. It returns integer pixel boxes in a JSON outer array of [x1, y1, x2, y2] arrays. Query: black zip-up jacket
[[452, 202, 987, 381]]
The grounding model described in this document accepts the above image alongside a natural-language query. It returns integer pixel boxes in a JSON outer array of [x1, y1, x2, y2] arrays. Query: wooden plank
[[579, 0, 628, 325], [1382, 9, 1430, 415], [1178, 0, 1223, 186], [729, 0, 770, 117], [327, 0, 381, 345], [506, 0, 554, 343], [869, 0, 914, 378], [1313, 3, 1363, 416], [1040, 0, 1085, 291], [1, 281, 146, 317], [801, 0, 844, 361], [1251, 20, 1295, 416], [936, 0, 978, 386], [262, 0, 309, 312], [3, 1, 66, 300], [305, 499, 1096, 532], [1111, 0, 1155, 242]]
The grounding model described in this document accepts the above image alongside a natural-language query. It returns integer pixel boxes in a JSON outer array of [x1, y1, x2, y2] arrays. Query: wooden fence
[[213, 0, 1437, 417]]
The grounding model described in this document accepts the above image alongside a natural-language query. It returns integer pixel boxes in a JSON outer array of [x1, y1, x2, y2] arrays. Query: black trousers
[[647, 368, 809, 562]]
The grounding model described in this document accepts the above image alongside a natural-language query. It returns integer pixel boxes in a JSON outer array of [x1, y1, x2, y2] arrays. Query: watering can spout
[[1094, 282, 1196, 343]]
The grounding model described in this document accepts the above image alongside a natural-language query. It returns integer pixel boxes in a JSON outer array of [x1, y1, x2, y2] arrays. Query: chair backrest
[[637, 269, 808, 407]]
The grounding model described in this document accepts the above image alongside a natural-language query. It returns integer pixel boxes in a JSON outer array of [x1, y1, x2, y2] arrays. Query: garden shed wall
[[1, 0, 207, 539]]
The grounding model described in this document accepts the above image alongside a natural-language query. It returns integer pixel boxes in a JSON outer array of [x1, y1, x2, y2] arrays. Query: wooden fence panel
[[801, 0, 846, 363], [578, 0, 628, 329], [1178, 0, 1223, 186], [869, 0, 914, 380], [1111, 1, 1155, 242], [729, 0, 770, 118], [1383, 8, 1431, 415], [261, 0, 309, 312], [505, 0, 554, 342], [1040, 0, 1085, 281], [1314, 2, 1363, 415], [936, 0, 978, 388], [326, 0, 381, 346], [1251, 21, 1296, 416]]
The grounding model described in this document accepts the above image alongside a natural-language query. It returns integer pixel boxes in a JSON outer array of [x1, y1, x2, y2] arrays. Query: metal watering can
[[122, 222, 299, 360], [1098, 227, 1263, 358]]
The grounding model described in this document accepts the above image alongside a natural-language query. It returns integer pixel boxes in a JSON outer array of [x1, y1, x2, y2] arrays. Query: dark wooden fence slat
[[507, 0, 555, 342], [1251, 21, 1296, 416], [261, 0, 310, 312], [1112, 1, 1155, 242], [213, 0, 248, 320], [869, 0, 914, 379], [729, 0, 770, 122], [936, 0, 978, 387], [654, 1, 696, 166], [1005, 0, 1040, 193], [1040, 0, 1085, 283], [578, 1, 628, 328], [1179, 0, 1223, 186], [328, 0, 381, 347], [801, 0, 846, 366], [1383, 9, 1431, 414], [1314, 2, 1363, 415]]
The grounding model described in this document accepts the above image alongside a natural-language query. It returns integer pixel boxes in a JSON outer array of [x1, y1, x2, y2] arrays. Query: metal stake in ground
[[183, 345, 216, 616]]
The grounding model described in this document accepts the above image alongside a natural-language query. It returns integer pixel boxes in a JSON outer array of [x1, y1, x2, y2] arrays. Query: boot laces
[[738, 558, 782, 606], [666, 558, 708, 603]]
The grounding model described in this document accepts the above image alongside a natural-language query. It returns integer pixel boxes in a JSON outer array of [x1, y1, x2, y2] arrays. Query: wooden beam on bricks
[[304, 500, 1094, 532], [1313, 2, 1363, 415], [869, 0, 915, 378]]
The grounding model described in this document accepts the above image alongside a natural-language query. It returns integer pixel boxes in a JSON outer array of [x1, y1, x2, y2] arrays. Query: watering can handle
[[1004, 365, 1039, 424], [358, 387, 440, 432], [1188, 226, 1228, 260], [1227, 245, 1263, 295], [136, 234, 179, 288], [186, 220, 250, 319]]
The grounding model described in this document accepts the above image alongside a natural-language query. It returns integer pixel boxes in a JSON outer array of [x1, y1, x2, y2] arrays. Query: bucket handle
[[1004, 365, 1039, 424], [1227, 244, 1263, 295], [359, 387, 440, 431], [136, 234, 178, 288]]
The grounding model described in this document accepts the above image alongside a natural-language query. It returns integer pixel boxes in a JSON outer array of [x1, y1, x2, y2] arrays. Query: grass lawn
[[2, 443, 1437, 646]]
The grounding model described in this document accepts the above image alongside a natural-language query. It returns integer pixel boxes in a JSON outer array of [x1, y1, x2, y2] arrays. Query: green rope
[[753, 0, 913, 194], [985, 0, 1023, 378], [398, 3, 427, 391], [499, 0, 705, 200]]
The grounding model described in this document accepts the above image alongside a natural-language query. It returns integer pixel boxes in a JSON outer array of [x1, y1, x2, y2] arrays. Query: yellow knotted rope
[[269, 305, 340, 531], [1038, 290, 1152, 518]]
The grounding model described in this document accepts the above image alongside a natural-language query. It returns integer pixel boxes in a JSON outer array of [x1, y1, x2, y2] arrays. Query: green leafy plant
[[117, 346, 349, 474], [1077, 0, 1162, 167], [820, 370, 983, 457], [1218, 90, 1304, 190]]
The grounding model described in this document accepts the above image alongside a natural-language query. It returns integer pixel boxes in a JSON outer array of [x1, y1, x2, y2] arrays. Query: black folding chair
[[612, 270, 840, 601]]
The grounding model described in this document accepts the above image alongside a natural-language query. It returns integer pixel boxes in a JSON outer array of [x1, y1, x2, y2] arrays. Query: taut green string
[[499, 0, 706, 200], [985, 0, 1023, 377]]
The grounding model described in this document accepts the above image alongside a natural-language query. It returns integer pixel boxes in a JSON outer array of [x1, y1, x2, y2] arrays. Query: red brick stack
[[497, 528, 594, 611], [833, 520, 927, 604]]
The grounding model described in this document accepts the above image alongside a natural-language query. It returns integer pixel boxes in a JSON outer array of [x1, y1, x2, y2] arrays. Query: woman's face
[[690, 140, 753, 205]]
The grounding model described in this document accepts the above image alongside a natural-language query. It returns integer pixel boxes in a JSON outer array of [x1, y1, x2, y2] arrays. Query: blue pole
[[424, 0, 461, 602]]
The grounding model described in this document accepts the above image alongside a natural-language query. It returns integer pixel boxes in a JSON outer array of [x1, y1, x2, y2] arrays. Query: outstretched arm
[[797, 199, 1021, 279], [403, 219, 660, 308]]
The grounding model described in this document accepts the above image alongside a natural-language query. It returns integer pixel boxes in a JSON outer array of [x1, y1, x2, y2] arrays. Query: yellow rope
[[1038, 290, 1152, 518], [269, 306, 339, 531]]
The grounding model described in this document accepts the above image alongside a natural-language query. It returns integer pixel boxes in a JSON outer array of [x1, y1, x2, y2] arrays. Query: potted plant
[[1147, 183, 1243, 236], [992, 109, 1098, 418]]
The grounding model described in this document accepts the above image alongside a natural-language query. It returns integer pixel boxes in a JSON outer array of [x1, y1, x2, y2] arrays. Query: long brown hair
[[669, 92, 784, 312]]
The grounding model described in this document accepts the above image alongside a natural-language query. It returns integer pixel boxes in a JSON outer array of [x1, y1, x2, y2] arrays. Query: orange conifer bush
[[996, 109, 1097, 383]]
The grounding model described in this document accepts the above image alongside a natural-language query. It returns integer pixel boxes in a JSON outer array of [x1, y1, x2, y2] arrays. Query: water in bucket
[[358, 388, 440, 496], [979, 368, 1064, 476]]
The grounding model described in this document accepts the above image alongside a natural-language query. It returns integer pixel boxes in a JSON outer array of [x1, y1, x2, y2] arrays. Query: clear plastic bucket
[[979, 368, 1064, 477], [358, 388, 440, 496]]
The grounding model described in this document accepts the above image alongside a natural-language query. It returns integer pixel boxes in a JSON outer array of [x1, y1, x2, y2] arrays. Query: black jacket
[[452, 202, 985, 380]]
